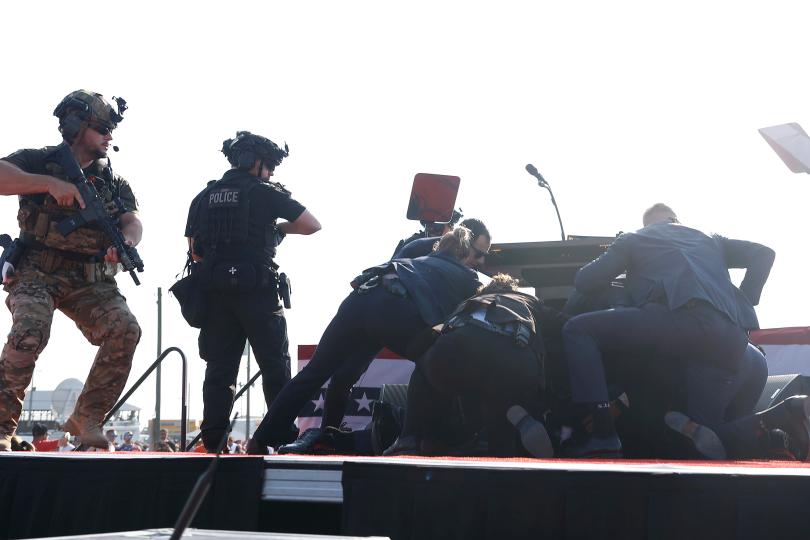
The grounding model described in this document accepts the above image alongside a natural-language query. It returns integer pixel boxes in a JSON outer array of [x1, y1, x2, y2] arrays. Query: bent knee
[[8, 320, 51, 354], [91, 310, 142, 349]]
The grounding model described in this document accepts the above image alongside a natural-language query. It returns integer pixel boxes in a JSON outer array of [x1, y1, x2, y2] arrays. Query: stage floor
[[3, 452, 810, 539]]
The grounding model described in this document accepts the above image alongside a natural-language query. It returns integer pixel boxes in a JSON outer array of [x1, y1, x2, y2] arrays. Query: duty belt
[[444, 315, 532, 348]]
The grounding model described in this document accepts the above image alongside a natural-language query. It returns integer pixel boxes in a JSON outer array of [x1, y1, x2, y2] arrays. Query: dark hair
[[31, 424, 48, 437], [459, 218, 490, 241], [477, 273, 520, 294]]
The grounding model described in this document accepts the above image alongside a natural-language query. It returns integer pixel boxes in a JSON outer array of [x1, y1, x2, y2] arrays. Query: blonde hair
[[435, 227, 473, 261]]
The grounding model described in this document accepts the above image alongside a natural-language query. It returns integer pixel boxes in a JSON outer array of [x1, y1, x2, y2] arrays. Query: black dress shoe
[[383, 435, 420, 456], [759, 395, 810, 461], [277, 428, 327, 455], [560, 433, 623, 459], [664, 411, 727, 460]]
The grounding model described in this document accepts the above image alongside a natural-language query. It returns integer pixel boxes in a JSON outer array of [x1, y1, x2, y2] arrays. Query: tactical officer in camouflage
[[0, 90, 143, 451], [185, 131, 321, 452]]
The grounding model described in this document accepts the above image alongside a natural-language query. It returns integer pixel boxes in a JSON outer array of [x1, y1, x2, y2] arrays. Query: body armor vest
[[17, 157, 122, 255], [445, 291, 547, 384], [195, 172, 269, 264], [449, 291, 540, 335]]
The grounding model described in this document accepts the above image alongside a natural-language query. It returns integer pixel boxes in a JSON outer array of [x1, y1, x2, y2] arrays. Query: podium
[[482, 237, 614, 309]]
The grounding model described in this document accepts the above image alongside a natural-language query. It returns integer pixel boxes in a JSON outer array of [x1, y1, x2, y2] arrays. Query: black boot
[[757, 395, 810, 461], [561, 402, 622, 458]]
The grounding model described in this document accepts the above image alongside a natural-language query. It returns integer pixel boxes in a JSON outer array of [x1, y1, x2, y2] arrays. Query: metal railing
[[184, 370, 262, 451], [103, 346, 188, 449]]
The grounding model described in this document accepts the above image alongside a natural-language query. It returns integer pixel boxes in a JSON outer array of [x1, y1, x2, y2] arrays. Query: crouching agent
[[185, 131, 321, 452], [246, 226, 489, 454], [384, 274, 563, 457]]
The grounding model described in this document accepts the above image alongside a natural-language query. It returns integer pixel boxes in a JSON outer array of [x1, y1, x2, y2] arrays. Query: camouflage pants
[[0, 249, 142, 436]]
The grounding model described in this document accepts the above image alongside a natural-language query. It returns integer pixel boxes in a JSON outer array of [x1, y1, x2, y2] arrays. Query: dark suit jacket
[[574, 222, 775, 329], [361, 253, 481, 326]]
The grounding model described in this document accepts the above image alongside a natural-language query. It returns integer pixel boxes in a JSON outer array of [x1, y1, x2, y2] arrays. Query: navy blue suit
[[393, 236, 440, 259], [564, 222, 774, 429]]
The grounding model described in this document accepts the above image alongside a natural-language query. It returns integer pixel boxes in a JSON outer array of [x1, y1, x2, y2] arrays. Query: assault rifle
[[50, 143, 144, 285]]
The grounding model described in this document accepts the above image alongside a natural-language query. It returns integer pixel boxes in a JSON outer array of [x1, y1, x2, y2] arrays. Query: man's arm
[[717, 237, 775, 306], [0, 160, 85, 207], [187, 237, 202, 262], [104, 212, 142, 264], [277, 209, 321, 235], [573, 235, 630, 294]]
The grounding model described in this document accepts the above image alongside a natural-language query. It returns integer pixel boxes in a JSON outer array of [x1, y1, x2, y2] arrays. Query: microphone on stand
[[112, 146, 119, 152], [525, 163, 547, 187], [525, 163, 566, 241]]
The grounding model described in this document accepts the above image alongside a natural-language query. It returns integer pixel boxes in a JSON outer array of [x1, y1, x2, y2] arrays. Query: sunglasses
[[89, 123, 114, 136]]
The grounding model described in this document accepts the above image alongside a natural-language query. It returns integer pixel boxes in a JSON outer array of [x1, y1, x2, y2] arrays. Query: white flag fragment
[[758, 123, 810, 174]]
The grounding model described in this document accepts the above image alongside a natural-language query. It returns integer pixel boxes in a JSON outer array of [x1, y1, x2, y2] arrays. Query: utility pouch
[[39, 249, 63, 273], [33, 212, 51, 237], [278, 272, 292, 309], [209, 262, 257, 291], [382, 274, 408, 298], [170, 265, 208, 328]]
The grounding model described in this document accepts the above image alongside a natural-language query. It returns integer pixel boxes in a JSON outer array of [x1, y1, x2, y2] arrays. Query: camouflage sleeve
[[116, 176, 139, 213]]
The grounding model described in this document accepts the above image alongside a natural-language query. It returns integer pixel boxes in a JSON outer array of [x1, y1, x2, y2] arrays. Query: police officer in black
[[185, 131, 321, 451], [248, 227, 485, 454]]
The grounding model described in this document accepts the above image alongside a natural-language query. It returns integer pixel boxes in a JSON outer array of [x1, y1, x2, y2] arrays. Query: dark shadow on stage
[[0, 455, 263, 540], [341, 461, 810, 540]]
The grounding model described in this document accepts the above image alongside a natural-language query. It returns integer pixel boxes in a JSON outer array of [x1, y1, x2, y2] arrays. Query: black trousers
[[564, 302, 749, 429], [252, 286, 426, 446], [408, 325, 545, 456], [198, 289, 290, 450]]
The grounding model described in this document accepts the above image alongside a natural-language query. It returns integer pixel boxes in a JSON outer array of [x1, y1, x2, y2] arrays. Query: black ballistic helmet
[[222, 131, 289, 170]]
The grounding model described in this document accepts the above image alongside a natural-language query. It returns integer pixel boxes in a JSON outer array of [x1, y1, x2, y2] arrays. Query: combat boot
[[63, 416, 112, 450]]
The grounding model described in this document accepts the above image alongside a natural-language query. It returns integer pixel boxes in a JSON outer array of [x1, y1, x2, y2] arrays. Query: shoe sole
[[665, 411, 727, 460], [790, 396, 810, 461], [507, 405, 554, 458]]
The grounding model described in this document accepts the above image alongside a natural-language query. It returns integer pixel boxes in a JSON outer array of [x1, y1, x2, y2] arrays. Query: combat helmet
[[53, 90, 127, 142], [222, 131, 289, 171]]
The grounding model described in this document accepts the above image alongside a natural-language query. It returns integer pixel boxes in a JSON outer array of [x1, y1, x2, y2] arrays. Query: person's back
[[576, 221, 772, 330]]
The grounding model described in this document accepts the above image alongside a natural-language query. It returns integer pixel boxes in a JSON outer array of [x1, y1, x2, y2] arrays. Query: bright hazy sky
[[1, 2, 808, 423]]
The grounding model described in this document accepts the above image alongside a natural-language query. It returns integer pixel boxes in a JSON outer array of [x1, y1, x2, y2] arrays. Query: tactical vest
[[194, 172, 272, 264], [445, 291, 542, 348], [18, 157, 122, 255]]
